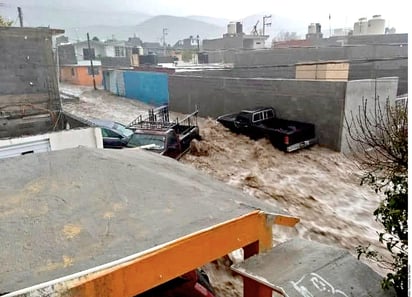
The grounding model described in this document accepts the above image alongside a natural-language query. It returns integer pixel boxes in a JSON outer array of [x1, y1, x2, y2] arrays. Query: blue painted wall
[[123, 71, 169, 106]]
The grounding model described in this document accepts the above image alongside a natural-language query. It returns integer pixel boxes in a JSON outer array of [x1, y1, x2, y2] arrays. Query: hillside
[[1, 2, 307, 44], [0, 3, 150, 29], [134, 15, 225, 45]]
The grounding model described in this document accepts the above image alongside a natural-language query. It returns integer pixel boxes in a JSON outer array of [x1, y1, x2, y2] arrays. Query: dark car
[[89, 119, 134, 148]]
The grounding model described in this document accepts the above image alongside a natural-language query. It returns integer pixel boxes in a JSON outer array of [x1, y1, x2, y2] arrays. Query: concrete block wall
[[205, 44, 407, 95], [181, 67, 296, 79], [341, 77, 399, 154], [0, 27, 62, 138], [169, 75, 347, 150], [0, 27, 60, 105], [207, 44, 407, 67]]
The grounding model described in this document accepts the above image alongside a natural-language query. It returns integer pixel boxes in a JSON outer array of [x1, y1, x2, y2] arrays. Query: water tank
[[236, 22, 243, 34], [354, 17, 367, 35], [368, 15, 385, 34], [359, 18, 368, 34], [132, 46, 143, 55], [308, 23, 316, 34], [227, 22, 236, 34]]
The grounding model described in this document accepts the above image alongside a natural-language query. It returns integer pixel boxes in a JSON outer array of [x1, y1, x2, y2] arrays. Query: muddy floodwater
[[61, 84, 390, 296]]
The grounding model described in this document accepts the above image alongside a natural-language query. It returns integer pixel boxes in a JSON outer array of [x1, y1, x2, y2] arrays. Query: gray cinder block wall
[[206, 43, 408, 95], [169, 75, 399, 152], [341, 77, 399, 154], [169, 75, 347, 150], [0, 27, 63, 138]]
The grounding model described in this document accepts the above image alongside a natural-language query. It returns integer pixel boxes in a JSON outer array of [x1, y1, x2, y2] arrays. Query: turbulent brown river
[[62, 85, 390, 296]]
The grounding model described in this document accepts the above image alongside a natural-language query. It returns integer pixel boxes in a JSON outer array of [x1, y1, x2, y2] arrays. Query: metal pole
[[87, 32, 97, 90], [262, 16, 265, 36], [56, 45, 60, 87], [162, 28, 168, 56], [262, 15, 272, 36], [17, 7, 23, 27]]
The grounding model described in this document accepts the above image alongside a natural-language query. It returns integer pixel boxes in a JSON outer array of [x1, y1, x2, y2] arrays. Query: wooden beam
[[24, 211, 277, 297]]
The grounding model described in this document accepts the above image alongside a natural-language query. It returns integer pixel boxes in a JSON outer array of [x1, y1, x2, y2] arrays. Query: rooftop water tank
[[308, 23, 316, 34], [236, 22, 243, 34], [227, 22, 236, 34], [368, 15, 385, 34], [354, 17, 368, 35]]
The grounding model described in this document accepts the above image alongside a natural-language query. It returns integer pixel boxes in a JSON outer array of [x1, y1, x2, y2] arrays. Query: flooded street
[[61, 84, 389, 296]]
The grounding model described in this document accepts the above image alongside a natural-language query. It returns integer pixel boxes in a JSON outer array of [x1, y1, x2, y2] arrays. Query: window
[[266, 109, 274, 118], [101, 128, 122, 138], [83, 48, 95, 60], [87, 66, 100, 75], [71, 67, 75, 76], [166, 132, 178, 148], [262, 109, 274, 120], [115, 46, 125, 57], [113, 123, 133, 137], [252, 112, 263, 122], [127, 134, 165, 149]]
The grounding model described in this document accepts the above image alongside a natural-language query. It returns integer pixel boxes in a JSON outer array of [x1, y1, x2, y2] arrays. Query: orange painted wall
[[60, 66, 103, 86]]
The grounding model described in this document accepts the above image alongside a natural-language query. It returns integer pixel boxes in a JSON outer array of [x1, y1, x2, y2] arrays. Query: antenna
[[263, 15, 272, 36], [251, 20, 260, 35]]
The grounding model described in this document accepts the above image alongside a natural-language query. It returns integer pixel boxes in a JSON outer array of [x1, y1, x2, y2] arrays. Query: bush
[[346, 97, 408, 296]]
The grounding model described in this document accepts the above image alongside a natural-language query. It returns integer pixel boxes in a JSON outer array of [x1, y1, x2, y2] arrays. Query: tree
[[0, 15, 13, 27], [182, 50, 195, 62], [92, 36, 100, 42], [345, 97, 408, 296]]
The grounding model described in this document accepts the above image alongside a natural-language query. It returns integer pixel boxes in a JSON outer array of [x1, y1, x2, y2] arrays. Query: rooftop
[[0, 147, 294, 293]]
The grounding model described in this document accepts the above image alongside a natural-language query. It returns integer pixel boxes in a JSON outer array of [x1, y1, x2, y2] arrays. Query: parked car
[[88, 119, 134, 149], [217, 106, 317, 152], [137, 269, 215, 297]]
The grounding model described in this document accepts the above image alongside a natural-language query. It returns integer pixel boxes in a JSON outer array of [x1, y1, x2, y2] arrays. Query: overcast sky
[[2, 0, 410, 33], [151, 0, 410, 32]]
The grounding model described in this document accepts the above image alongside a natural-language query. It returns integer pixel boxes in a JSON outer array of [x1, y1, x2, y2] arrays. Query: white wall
[[48, 127, 103, 150], [341, 77, 399, 154], [105, 45, 115, 57], [0, 127, 103, 158]]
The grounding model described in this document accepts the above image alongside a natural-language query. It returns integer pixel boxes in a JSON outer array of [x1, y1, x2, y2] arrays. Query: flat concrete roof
[[0, 147, 288, 293], [232, 238, 395, 297]]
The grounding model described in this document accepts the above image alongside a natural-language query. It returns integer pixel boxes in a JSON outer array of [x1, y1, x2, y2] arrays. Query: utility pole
[[17, 7, 23, 27], [162, 28, 168, 56], [56, 44, 60, 86], [329, 13, 332, 37], [262, 15, 272, 36], [86, 33, 97, 90]]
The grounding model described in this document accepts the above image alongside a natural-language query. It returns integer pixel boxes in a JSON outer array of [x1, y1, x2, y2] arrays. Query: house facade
[[73, 40, 106, 60], [60, 61, 103, 86]]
